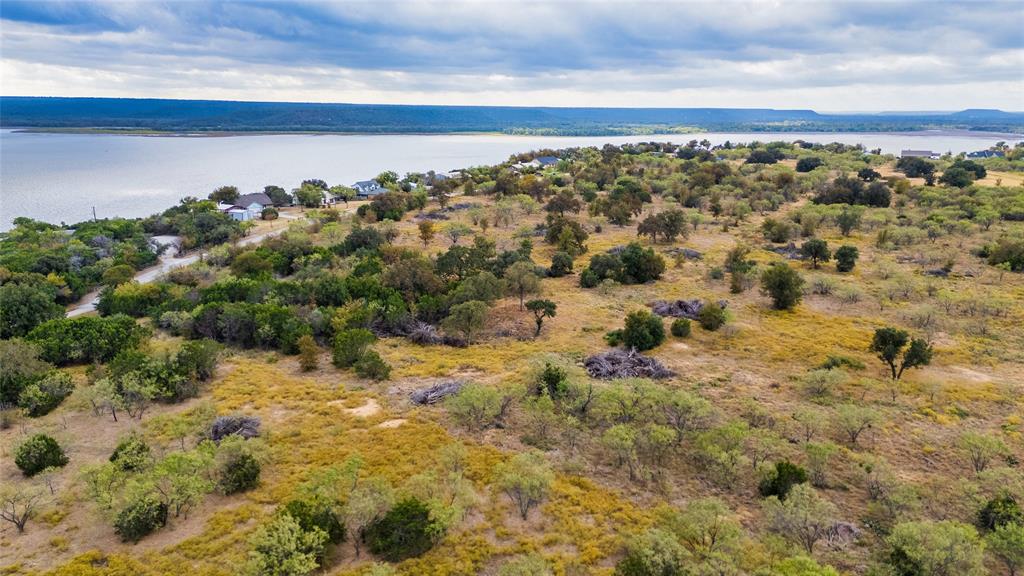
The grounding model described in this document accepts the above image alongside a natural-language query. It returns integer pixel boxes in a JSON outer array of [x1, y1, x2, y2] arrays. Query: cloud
[[1, 0, 1022, 110]]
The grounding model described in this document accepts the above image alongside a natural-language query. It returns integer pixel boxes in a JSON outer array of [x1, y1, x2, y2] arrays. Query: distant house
[[530, 156, 559, 168], [900, 150, 939, 160], [966, 150, 1004, 159], [353, 180, 385, 198]]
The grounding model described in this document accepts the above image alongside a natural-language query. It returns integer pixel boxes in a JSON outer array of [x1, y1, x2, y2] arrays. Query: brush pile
[[584, 348, 674, 380], [410, 380, 465, 405], [650, 299, 726, 320]]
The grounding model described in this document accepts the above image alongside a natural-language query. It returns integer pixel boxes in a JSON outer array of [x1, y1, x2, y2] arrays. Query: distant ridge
[[1, 97, 1021, 135]]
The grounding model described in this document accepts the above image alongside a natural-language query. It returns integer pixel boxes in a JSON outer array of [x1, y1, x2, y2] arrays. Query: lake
[[1, 129, 1018, 231]]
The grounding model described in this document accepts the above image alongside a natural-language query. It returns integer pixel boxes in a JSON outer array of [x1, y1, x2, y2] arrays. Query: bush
[[985, 238, 1024, 272], [363, 498, 438, 561], [27, 314, 149, 366], [114, 495, 168, 543], [261, 207, 279, 220], [283, 498, 346, 544], [614, 528, 686, 576], [670, 318, 691, 338], [354, 350, 391, 381], [796, 157, 824, 172], [447, 383, 503, 430], [978, 495, 1023, 532], [607, 310, 665, 351], [219, 452, 261, 494], [110, 433, 151, 472], [14, 434, 68, 476], [835, 245, 859, 272], [760, 262, 804, 310], [548, 251, 574, 277], [697, 301, 727, 331], [759, 461, 809, 500], [332, 328, 376, 368], [18, 371, 74, 417], [297, 334, 318, 372], [800, 239, 830, 269]]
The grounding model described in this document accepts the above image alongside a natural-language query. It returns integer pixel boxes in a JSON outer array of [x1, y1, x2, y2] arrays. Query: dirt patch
[[340, 398, 382, 418], [377, 418, 407, 429]]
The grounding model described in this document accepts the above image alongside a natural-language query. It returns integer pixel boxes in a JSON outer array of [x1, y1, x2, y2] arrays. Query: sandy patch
[[339, 398, 382, 418], [376, 418, 407, 429]]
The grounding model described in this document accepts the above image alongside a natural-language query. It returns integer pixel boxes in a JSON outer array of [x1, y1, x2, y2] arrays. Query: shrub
[[110, 433, 152, 472], [614, 528, 686, 576], [607, 310, 665, 351], [985, 237, 1024, 272], [261, 207, 279, 220], [219, 452, 261, 494], [246, 513, 327, 576], [297, 334, 319, 372], [14, 434, 68, 476], [283, 498, 346, 544], [697, 301, 727, 331], [447, 383, 503, 430], [670, 318, 691, 338], [498, 554, 552, 576], [18, 371, 74, 417], [114, 495, 168, 543], [886, 520, 986, 576], [27, 314, 149, 366], [835, 245, 859, 272], [548, 251, 574, 278], [494, 451, 554, 520], [800, 239, 830, 269], [796, 157, 824, 172], [760, 262, 804, 310], [354, 350, 391, 381], [759, 461, 809, 500], [332, 328, 376, 368], [978, 495, 1022, 532], [363, 498, 438, 561]]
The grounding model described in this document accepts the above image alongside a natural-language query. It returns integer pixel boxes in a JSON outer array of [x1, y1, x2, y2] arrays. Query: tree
[[886, 520, 986, 576], [939, 166, 974, 188], [796, 157, 824, 172], [231, 251, 273, 279], [869, 327, 933, 383], [446, 383, 503, 430], [442, 300, 488, 344], [418, 221, 435, 246], [606, 310, 665, 351], [332, 329, 375, 368], [297, 335, 318, 372], [697, 301, 727, 331], [15, 434, 68, 476], [959, 432, 1009, 474], [114, 494, 168, 543], [293, 184, 324, 208], [759, 461, 809, 500], [209, 185, 239, 204], [0, 283, 64, 339], [800, 239, 830, 269], [858, 167, 882, 181], [494, 451, 554, 520], [836, 207, 863, 236], [345, 477, 395, 557], [548, 251, 573, 277], [354, 351, 391, 381], [978, 495, 1022, 531], [670, 318, 691, 338], [102, 264, 136, 287], [328, 185, 355, 205], [835, 404, 880, 446], [661, 497, 741, 559], [246, 513, 327, 576], [0, 339, 52, 406], [0, 485, 44, 533], [525, 299, 556, 337], [763, 484, 837, 553], [264, 185, 292, 207], [747, 150, 779, 164], [835, 245, 859, 272], [615, 528, 686, 576], [364, 498, 438, 561], [444, 222, 473, 245], [505, 261, 541, 310], [18, 371, 74, 417], [987, 522, 1024, 576], [760, 262, 804, 310]]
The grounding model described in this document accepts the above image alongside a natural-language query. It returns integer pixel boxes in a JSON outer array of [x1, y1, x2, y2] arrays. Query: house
[[900, 150, 939, 159], [353, 180, 385, 198], [966, 150, 1004, 159], [529, 156, 559, 168], [236, 192, 274, 219], [226, 207, 251, 221]]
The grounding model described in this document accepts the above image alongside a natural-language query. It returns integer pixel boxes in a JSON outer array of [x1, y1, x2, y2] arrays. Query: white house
[[900, 150, 939, 160], [353, 180, 386, 198]]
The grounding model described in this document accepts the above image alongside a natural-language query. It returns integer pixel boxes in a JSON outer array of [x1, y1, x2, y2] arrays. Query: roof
[[236, 192, 273, 206], [354, 180, 381, 188], [535, 156, 559, 166], [900, 150, 937, 157]]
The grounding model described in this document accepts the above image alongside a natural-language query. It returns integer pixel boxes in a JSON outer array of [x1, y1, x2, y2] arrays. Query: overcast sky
[[2, 0, 1023, 111]]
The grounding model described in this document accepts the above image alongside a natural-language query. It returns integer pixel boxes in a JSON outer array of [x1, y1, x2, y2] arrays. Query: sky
[[1, 0, 1023, 111]]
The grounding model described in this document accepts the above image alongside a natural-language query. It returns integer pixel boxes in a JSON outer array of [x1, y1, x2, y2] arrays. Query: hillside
[[1, 140, 1023, 576]]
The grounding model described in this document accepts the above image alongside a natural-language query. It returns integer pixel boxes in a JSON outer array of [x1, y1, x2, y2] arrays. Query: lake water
[[1, 129, 1019, 231]]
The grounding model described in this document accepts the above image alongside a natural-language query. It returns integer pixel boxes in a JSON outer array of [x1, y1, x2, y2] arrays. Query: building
[[530, 156, 559, 168], [217, 192, 273, 221], [900, 150, 939, 159], [353, 180, 386, 198], [966, 150, 1004, 159]]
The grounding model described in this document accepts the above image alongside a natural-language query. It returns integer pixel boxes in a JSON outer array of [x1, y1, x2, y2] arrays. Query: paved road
[[66, 213, 303, 318]]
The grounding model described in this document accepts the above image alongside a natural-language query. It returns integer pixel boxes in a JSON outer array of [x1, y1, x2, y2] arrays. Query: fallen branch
[[584, 348, 675, 380]]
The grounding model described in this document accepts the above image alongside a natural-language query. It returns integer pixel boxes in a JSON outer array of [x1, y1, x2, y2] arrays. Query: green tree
[[759, 461, 809, 500], [959, 432, 1009, 474], [418, 220, 435, 246], [525, 299, 557, 337], [332, 329, 375, 368], [607, 310, 665, 351], [15, 434, 68, 476], [246, 513, 327, 576], [548, 251, 573, 277], [264, 185, 292, 207], [442, 300, 489, 344], [446, 383, 503, 430], [209, 185, 240, 204], [834, 245, 859, 272], [0, 282, 64, 339], [102, 264, 137, 287], [836, 207, 863, 236], [494, 451, 554, 520], [505, 260, 541, 310], [886, 520, 986, 576], [614, 528, 686, 576], [697, 301, 727, 331], [760, 262, 804, 310], [987, 522, 1024, 576], [869, 327, 933, 383], [345, 477, 395, 557], [293, 184, 324, 208], [800, 239, 830, 269], [0, 339, 52, 406], [661, 497, 741, 559], [763, 484, 837, 553], [363, 497, 438, 561]]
